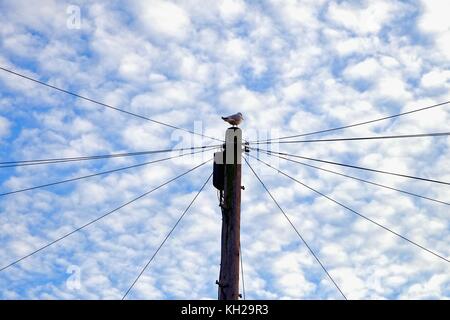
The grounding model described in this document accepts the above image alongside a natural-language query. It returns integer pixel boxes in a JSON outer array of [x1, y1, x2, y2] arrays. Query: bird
[[221, 112, 244, 126]]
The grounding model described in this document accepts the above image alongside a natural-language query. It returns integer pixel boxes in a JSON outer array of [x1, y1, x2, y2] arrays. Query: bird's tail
[[221, 117, 227, 120]]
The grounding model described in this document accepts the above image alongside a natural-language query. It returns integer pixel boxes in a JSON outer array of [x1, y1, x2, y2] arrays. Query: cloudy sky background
[[0, 0, 449, 299]]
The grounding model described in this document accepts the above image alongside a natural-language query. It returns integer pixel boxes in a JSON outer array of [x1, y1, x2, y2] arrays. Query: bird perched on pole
[[221, 112, 244, 127]]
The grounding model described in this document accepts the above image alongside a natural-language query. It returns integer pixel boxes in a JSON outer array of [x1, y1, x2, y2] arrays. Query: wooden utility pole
[[217, 127, 242, 300]]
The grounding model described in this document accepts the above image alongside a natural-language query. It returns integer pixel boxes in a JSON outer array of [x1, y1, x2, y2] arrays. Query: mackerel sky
[[0, 0, 449, 299]]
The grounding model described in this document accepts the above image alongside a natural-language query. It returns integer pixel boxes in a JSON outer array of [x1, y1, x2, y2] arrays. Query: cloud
[[326, 0, 400, 35], [418, 0, 450, 59], [219, 0, 246, 24], [0, 0, 449, 301], [421, 69, 450, 89], [133, 0, 191, 41], [343, 58, 381, 80], [418, 0, 450, 33], [400, 274, 450, 299], [0, 116, 11, 139]]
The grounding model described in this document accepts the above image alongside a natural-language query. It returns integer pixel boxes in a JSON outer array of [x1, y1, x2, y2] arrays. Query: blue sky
[[0, 0, 449, 299]]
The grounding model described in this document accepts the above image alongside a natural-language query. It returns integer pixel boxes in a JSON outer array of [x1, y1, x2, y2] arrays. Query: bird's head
[[238, 112, 244, 120]]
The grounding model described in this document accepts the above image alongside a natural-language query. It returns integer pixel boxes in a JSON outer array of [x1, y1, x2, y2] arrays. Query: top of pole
[[225, 127, 242, 164]]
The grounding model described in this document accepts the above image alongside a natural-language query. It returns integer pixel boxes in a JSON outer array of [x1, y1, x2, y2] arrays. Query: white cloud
[[1, 0, 449, 301], [326, 0, 399, 34], [421, 70, 450, 89], [333, 268, 366, 299], [329, 33, 380, 57], [122, 125, 170, 149], [282, 81, 306, 103], [0, 0, 69, 35], [223, 37, 249, 63], [134, 0, 191, 41], [400, 274, 449, 299], [0, 116, 11, 139], [343, 58, 381, 80], [272, 0, 322, 30], [418, 0, 450, 59], [118, 53, 152, 80], [418, 0, 450, 33], [219, 0, 246, 23], [376, 76, 411, 101]]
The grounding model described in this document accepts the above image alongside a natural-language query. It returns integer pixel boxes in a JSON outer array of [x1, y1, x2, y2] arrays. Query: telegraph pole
[[215, 127, 242, 300]]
